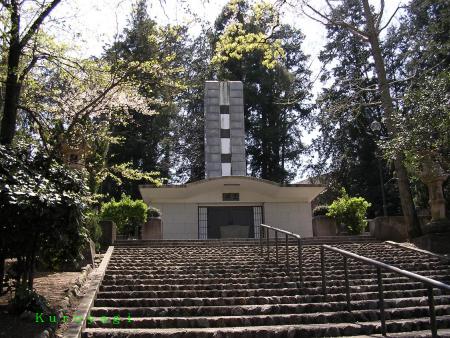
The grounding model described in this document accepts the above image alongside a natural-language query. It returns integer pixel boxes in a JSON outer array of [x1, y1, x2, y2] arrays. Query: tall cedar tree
[[385, 0, 449, 118], [300, 0, 421, 236], [312, 0, 400, 217], [212, 0, 311, 183], [102, 1, 187, 198], [170, 30, 215, 183], [384, 0, 450, 210]]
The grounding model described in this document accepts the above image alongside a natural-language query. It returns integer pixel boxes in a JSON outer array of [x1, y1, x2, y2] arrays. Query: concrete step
[[86, 306, 450, 329], [95, 282, 444, 299], [104, 258, 447, 267], [348, 329, 450, 337], [99, 274, 450, 291], [100, 271, 449, 285], [101, 269, 449, 281], [93, 288, 448, 307], [90, 296, 450, 317], [105, 258, 444, 268], [113, 235, 378, 247], [82, 315, 450, 337]]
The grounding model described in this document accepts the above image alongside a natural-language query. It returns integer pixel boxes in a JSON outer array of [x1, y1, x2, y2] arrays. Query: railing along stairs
[[259, 224, 450, 338]]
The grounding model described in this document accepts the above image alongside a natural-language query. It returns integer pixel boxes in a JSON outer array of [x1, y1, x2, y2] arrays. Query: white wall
[[152, 202, 313, 239], [153, 203, 198, 239], [264, 202, 313, 238]]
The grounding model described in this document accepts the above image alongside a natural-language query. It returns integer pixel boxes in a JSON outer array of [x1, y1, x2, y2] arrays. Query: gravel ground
[[0, 269, 94, 337]]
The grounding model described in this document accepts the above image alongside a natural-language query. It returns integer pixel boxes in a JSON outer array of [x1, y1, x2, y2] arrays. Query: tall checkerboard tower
[[204, 81, 246, 178]]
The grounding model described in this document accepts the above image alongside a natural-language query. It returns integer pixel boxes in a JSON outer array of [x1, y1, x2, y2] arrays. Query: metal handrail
[[321, 244, 450, 338], [260, 224, 301, 239], [259, 224, 303, 286]]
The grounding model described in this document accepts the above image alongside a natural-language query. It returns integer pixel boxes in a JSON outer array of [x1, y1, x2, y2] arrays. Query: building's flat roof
[[139, 176, 325, 204], [140, 175, 324, 189]]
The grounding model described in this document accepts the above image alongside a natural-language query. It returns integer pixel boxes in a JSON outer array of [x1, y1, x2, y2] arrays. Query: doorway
[[198, 206, 263, 239]]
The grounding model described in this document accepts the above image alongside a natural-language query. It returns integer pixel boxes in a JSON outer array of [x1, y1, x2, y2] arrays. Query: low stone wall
[[99, 220, 116, 247], [418, 215, 431, 227], [369, 216, 408, 242], [312, 216, 337, 237], [220, 225, 250, 238], [65, 247, 114, 338], [141, 218, 162, 240], [412, 231, 450, 254]]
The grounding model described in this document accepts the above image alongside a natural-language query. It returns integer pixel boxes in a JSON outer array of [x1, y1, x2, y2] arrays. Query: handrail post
[[427, 286, 437, 338], [275, 231, 279, 264], [266, 227, 270, 261], [297, 238, 303, 287], [377, 267, 387, 336], [343, 256, 351, 312], [259, 225, 263, 255], [319, 243, 450, 338], [285, 233, 289, 274], [321, 246, 326, 299]]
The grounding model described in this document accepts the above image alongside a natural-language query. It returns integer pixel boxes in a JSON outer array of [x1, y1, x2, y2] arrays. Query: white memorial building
[[139, 81, 324, 239]]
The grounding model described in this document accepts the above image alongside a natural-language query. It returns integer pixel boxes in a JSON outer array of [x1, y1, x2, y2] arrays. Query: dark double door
[[207, 206, 254, 239]]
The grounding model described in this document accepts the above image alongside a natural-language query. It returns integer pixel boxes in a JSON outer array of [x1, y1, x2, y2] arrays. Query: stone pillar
[[424, 176, 448, 222], [82, 239, 96, 268], [99, 220, 116, 248], [412, 158, 450, 253], [420, 158, 449, 234], [204, 81, 245, 178], [229, 81, 246, 175], [204, 81, 221, 178]]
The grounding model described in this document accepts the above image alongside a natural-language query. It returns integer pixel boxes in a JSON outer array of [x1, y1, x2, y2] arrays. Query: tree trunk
[[0, 6, 21, 145], [18, 256, 27, 289], [0, 255, 5, 295], [1, 65, 22, 145], [27, 254, 35, 290], [27, 232, 39, 290], [261, 109, 268, 178], [361, 0, 421, 237], [1, 0, 62, 145], [281, 140, 285, 183]]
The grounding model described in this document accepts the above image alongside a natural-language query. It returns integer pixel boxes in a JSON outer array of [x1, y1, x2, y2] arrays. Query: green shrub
[[327, 189, 371, 234], [1, 143, 89, 290], [100, 194, 148, 235], [147, 206, 161, 218], [313, 205, 329, 216]]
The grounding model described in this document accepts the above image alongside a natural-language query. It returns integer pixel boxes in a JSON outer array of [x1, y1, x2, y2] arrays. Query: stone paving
[[82, 238, 450, 337]]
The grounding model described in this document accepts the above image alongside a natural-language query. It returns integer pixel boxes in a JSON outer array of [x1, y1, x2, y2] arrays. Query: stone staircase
[[82, 237, 450, 337]]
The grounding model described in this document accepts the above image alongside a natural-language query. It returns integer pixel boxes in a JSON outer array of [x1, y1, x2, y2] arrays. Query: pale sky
[[50, 0, 404, 84], [46, 0, 405, 180]]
